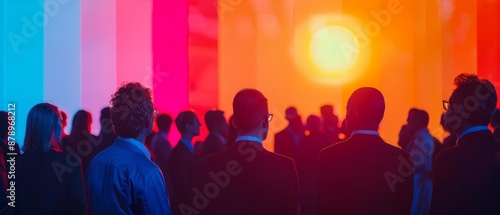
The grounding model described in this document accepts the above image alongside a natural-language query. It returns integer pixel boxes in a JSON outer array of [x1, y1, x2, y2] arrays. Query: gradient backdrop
[[1, 0, 500, 151]]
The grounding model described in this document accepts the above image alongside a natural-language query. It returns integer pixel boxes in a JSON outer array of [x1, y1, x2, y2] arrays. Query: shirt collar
[[235, 136, 263, 144], [180, 138, 195, 154], [117, 136, 151, 159], [351, 130, 380, 136], [458, 126, 490, 141]]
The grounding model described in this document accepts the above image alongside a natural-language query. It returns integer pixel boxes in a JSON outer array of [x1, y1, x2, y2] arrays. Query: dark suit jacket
[[200, 133, 225, 158], [494, 129, 500, 141], [314, 134, 414, 215], [167, 141, 198, 215], [194, 140, 299, 215], [275, 127, 300, 161], [430, 130, 500, 215], [15, 151, 87, 215]]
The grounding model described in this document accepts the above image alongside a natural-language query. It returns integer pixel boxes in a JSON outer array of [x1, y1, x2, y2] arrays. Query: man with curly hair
[[86, 82, 172, 215], [431, 74, 500, 214]]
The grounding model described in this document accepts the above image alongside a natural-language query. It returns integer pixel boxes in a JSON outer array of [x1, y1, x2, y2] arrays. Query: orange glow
[[293, 14, 371, 86], [219, 0, 494, 150]]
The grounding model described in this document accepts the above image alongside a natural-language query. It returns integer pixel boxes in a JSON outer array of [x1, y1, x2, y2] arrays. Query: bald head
[[346, 87, 385, 131]]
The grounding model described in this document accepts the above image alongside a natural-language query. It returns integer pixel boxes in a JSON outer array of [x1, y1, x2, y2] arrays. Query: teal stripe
[[3, 1, 45, 149]]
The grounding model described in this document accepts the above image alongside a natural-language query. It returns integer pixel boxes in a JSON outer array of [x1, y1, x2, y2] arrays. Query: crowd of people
[[0, 73, 500, 214]]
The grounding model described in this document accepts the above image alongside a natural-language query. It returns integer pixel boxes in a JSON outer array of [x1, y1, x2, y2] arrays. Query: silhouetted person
[[398, 109, 434, 215], [93, 107, 117, 156], [86, 83, 172, 214], [491, 108, 500, 140], [320, 104, 340, 144], [61, 111, 68, 139], [227, 115, 237, 147], [297, 115, 327, 215], [16, 103, 87, 215], [275, 107, 304, 161], [201, 110, 228, 157], [430, 74, 500, 215], [167, 111, 201, 215], [314, 87, 413, 215], [150, 114, 173, 182], [194, 89, 299, 215], [61, 110, 99, 175], [440, 113, 457, 149]]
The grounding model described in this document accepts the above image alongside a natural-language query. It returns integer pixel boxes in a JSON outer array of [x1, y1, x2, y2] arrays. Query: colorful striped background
[[1, 0, 500, 150]]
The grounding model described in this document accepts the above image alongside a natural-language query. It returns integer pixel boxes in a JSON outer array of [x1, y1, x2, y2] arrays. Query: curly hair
[[450, 73, 497, 126], [110, 82, 154, 138]]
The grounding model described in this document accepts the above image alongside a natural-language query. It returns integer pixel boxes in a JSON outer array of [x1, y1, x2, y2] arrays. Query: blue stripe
[[3, 1, 46, 149]]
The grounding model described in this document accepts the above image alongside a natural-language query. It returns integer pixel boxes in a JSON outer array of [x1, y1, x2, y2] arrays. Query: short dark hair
[[232, 89, 268, 132], [110, 82, 154, 138], [100, 107, 111, 121], [411, 109, 430, 128], [347, 87, 385, 127], [450, 73, 497, 126], [205, 110, 225, 132], [176, 111, 198, 133], [23, 103, 62, 153], [157, 114, 173, 132], [0, 111, 9, 138], [70, 110, 92, 139]]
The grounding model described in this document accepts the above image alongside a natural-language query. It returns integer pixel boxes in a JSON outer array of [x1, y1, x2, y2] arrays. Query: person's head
[[232, 89, 270, 140], [0, 111, 9, 140], [407, 108, 430, 132], [176, 111, 201, 137], [23, 103, 62, 153], [70, 110, 92, 137], [157, 114, 173, 133], [345, 87, 385, 132], [205, 110, 227, 135], [491, 108, 500, 129], [61, 111, 68, 129], [285, 107, 302, 130], [110, 82, 154, 139], [305, 115, 321, 132], [99, 107, 113, 134], [444, 74, 497, 134]]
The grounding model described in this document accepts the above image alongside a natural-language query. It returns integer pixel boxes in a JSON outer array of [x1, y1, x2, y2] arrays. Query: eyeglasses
[[442, 100, 450, 111], [267, 114, 273, 122], [154, 110, 159, 118]]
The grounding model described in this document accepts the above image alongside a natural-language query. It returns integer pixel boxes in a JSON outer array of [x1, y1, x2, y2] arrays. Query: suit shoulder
[[320, 139, 349, 156]]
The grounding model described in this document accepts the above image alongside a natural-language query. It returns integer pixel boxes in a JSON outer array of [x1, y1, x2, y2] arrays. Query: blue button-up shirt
[[86, 137, 172, 215]]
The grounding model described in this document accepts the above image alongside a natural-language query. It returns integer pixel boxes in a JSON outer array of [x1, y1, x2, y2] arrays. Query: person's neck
[[237, 130, 262, 139], [181, 134, 194, 142]]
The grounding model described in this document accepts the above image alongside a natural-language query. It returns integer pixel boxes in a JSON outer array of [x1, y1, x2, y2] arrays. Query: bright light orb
[[309, 26, 360, 73]]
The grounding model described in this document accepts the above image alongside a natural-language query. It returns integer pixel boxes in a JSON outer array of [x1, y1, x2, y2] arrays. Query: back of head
[[346, 87, 385, 130], [176, 111, 198, 134], [23, 103, 62, 153], [61, 111, 68, 127], [70, 110, 92, 137], [205, 110, 225, 132], [320, 105, 334, 117], [306, 115, 321, 131], [0, 111, 8, 139], [100, 107, 111, 123], [449, 73, 497, 126], [110, 82, 154, 138], [232, 89, 268, 133], [157, 114, 173, 132], [285, 107, 299, 121], [409, 109, 430, 130]]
